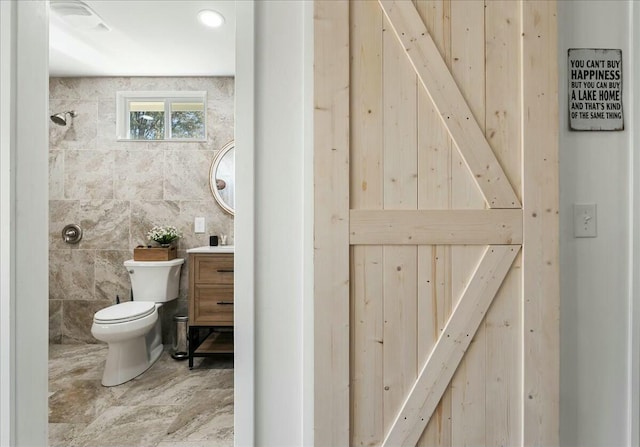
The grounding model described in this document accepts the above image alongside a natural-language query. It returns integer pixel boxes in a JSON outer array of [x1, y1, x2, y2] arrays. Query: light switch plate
[[194, 217, 205, 234], [573, 203, 597, 238]]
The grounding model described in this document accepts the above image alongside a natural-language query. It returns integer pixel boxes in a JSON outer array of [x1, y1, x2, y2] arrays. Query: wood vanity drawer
[[191, 285, 233, 325], [193, 254, 234, 285]]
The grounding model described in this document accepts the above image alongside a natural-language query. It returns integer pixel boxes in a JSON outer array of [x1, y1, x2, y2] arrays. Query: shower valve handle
[[62, 224, 83, 244]]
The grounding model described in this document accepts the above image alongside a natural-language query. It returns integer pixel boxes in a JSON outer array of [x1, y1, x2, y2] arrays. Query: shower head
[[50, 110, 77, 126]]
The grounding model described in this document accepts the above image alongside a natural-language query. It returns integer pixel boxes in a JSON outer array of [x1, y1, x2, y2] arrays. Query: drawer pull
[[217, 301, 234, 305], [217, 269, 234, 273]]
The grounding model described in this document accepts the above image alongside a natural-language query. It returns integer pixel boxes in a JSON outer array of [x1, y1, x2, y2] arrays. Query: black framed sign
[[568, 48, 623, 131]]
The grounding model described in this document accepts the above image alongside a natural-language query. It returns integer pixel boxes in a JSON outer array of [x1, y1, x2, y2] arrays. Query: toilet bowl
[[91, 258, 184, 386]]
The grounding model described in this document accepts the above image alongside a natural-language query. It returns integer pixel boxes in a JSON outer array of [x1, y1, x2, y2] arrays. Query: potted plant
[[147, 225, 182, 247]]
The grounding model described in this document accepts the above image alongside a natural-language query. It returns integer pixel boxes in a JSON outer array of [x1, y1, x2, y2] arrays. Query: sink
[[186, 245, 235, 254]]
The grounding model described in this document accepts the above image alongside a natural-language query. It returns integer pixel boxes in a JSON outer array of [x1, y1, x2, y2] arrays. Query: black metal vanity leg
[[188, 326, 197, 369]]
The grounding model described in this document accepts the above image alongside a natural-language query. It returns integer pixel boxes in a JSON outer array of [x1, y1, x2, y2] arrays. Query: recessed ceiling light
[[198, 10, 224, 28]]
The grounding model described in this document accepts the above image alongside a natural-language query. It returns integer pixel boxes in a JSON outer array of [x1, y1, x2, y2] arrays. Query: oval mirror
[[209, 140, 235, 215]]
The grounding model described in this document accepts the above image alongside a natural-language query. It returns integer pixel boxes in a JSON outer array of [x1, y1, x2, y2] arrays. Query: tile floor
[[49, 344, 233, 447]]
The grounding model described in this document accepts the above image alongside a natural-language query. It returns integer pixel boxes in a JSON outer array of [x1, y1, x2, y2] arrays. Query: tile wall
[[49, 77, 234, 344]]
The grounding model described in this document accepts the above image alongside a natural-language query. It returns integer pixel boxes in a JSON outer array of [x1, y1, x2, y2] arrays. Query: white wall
[[559, 1, 633, 446], [0, 2, 15, 444]]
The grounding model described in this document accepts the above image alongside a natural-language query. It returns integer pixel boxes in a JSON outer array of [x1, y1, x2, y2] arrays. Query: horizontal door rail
[[350, 209, 522, 245]]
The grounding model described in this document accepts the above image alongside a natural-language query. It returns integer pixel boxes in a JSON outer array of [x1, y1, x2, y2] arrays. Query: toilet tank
[[124, 258, 184, 302]]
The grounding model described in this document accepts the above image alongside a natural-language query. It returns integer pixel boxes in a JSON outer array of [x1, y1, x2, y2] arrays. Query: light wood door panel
[[314, 1, 558, 446]]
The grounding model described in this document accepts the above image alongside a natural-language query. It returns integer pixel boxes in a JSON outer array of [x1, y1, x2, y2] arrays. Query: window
[[116, 91, 207, 141]]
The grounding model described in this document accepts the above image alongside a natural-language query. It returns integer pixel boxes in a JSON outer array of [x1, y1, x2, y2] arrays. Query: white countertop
[[186, 245, 235, 254]]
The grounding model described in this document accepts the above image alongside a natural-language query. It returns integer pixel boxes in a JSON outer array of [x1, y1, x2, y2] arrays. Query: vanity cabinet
[[188, 252, 234, 368]]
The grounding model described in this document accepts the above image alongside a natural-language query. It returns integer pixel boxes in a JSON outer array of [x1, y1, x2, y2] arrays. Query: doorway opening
[[46, 1, 254, 446]]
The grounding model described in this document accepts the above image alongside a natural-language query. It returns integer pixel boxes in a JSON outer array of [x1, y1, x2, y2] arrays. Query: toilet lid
[[94, 301, 156, 324]]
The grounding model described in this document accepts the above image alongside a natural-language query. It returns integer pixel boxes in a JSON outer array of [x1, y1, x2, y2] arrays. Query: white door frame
[[0, 1, 256, 445], [632, 3, 640, 445], [234, 2, 255, 446], [0, 1, 49, 445]]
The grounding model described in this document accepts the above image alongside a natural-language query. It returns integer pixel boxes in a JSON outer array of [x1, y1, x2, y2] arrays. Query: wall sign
[[568, 48, 623, 131]]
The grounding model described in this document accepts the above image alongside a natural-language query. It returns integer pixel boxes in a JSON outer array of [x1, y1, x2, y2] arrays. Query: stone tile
[[95, 250, 131, 302], [209, 101, 234, 153], [49, 99, 98, 150], [191, 365, 234, 392], [164, 151, 214, 201], [50, 78, 89, 100], [79, 200, 130, 250], [62, 299, 113, 344], [49, 249, 95, 301], [177, 201, 234, 250], [50, 77, 133, 101], [49, 200, 81, 250], [164, 389, 233, 443], [49, 379, 120, 424], [49, 346, 234, 446], [146, 140, 207, 152], [49, 344, 107, 384], [49, 300, 63, 344], [114, 150, 164, 200], [96, 99, 117, 149], [48, 423, 88, 447], [130, 200, 180, 248], [116, 368, 212, 407], [204, 77, 235, 102], [71, 405, 182, 447], [155, 441, 229, 447], [50, 150, 65, 200], [64, 150, 114, 200]]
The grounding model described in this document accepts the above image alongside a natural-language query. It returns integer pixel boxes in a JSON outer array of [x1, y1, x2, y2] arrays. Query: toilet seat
[[94, 301, 156, 324]]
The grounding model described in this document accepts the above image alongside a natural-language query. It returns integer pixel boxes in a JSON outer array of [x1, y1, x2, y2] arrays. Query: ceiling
[[49, 0, 236, 77]]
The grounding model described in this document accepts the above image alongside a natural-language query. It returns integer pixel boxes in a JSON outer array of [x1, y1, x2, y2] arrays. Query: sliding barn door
[[315, 0, 558, 446]]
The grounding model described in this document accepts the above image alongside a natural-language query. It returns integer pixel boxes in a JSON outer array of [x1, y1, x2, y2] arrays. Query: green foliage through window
[[129, 111, 165, 140], [119, 92, 207, 141], [170, 101, 205, 139]]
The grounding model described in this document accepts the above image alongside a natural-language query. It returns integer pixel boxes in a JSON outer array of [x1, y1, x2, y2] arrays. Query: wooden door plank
[[415, 0, 451, 214], [382, 7, 420, 436], [351, 245, 384, 446], [382, 245, 520, 447], [522, 1, 560, 446], [382, 13, 418, 210], [350, 2, 385, 445], [314, 2, 350, 446], [351, 0, 384, 212], [378, 0, 520, 209], [383, 246, 418, 434], [486, 0, 522, 201], [484, 2, 523, 446], [350, 209, 522, 245]]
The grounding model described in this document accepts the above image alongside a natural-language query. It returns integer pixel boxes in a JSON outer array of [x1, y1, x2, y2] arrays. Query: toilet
[[91, 258, 184, 386]]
